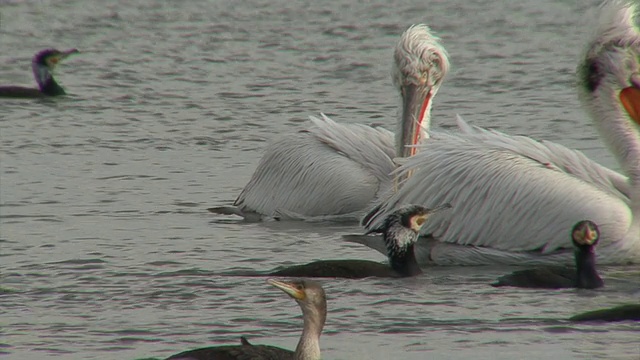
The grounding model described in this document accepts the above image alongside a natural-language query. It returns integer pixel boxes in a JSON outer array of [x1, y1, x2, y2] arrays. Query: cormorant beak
[[426, 203, 453, 216], [620, 86, 640, 126], [584, 227, 598, 244], [411, 203, 452, 232], [267, 279, 306, 301], [398, 80, 433, 158], [47, 48, 80, 68]]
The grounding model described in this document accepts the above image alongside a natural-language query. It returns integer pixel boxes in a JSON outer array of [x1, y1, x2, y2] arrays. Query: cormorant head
[[383, 203, 452, 255], [571, 220, 600, 252], [267, 278, 327, 334], [267, 278, 326, 308], [31, 48, 79, 90], [33, 48, 79, 70]]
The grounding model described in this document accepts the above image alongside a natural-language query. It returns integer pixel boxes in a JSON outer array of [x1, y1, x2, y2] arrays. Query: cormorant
[[165, 278, 327, 360], [267, 204, 451, 278], [0, 48, 79, 98], [569, 304, 640, 322], [491, 220, 604, 289]]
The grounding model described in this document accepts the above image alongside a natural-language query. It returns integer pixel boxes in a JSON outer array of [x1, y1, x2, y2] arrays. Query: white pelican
[[355, 1, 640, 266], [208, 25, 450, 221]]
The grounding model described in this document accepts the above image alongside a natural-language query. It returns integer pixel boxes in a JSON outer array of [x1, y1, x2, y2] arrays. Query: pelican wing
[[452, 115, 630, 198], [364, 124, 631, 254], [234, 114, 396, 219]]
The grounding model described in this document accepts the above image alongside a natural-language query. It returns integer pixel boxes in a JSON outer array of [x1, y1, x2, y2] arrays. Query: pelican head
[[31, 48, 79, 95], [577, 1, 640, 180], [393, 24, 450, 158]]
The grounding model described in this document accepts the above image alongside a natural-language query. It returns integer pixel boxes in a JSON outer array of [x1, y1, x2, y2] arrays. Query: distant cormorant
[[165, 278, 327, 360], [492, 220, 604, 289], [569, 304, 640, 322], [0, 48, 79, 98]]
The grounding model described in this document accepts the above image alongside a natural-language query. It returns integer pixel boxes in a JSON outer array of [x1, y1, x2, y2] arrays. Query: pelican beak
[[398, 82, 432, 158], [267, 279, 306, 301], [620, 86, 640, 126]]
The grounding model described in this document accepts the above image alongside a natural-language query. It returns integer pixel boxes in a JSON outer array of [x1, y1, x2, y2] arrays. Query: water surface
[[1, 0, 639, 359]]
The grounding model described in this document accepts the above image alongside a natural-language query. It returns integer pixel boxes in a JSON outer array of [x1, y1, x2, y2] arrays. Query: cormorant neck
[[40, 76, 66, 96], [384, 223, 422, 277], [389, 243, 422, 277], [295, 302, 325, 360], [574, 247, 604, 289], [32, 64, 66, 96]]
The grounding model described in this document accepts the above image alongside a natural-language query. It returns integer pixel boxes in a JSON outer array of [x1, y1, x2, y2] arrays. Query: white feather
[[362, 1, 640, 265], [209, 24, 449, 220]]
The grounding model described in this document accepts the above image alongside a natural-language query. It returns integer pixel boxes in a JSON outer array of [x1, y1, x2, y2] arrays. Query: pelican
[[356, 1, 640, 266], [208, 24, 450, 221]]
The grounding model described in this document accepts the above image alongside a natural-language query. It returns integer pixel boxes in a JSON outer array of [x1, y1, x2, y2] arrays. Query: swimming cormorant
[[165, 278, 327, 360], [267, 204, 451, 279], [491, 220, 604, 289], [0, 48, 79, 98], [569, 304, 640, 322]]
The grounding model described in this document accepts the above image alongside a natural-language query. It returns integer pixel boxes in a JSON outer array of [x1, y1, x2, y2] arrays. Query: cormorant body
[[569, 304, 640, 322], [267, 204, 451, 279]]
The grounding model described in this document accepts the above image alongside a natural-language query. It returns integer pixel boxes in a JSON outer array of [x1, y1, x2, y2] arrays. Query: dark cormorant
[[492, 220, 604, 289], [267, 204, 451, 279], [165, 278, 327, 360], [0, 48, 79, 98], [569, 304, 640, 322]]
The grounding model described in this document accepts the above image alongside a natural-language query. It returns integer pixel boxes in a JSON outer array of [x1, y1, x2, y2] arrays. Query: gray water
[[1, 0, 639, 359]]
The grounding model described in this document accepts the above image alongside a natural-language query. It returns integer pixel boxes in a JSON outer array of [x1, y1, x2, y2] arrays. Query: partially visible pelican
[[0, 48, 79, 98], [357, 1, 640, 265], [208, 24, 449, 221]]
